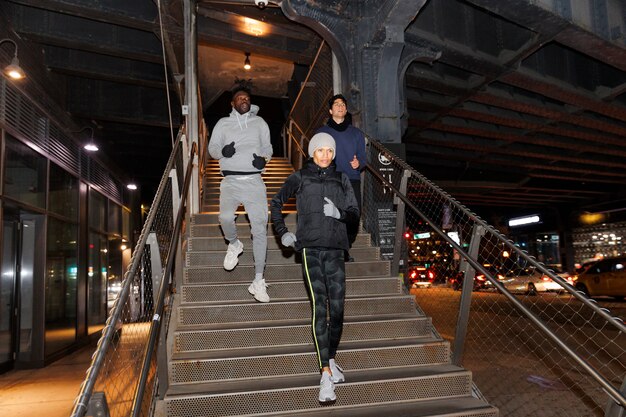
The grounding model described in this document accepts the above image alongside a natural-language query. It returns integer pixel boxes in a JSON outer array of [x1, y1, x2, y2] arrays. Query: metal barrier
[[362, 138, 626, 417], [70, 133, 196, 417]]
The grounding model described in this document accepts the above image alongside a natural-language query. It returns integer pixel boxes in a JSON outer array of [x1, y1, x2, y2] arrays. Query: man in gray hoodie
[[208, 86, 273, 302]]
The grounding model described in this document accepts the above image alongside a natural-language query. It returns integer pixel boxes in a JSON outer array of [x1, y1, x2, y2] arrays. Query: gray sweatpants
[[218, 174, 268, 274]]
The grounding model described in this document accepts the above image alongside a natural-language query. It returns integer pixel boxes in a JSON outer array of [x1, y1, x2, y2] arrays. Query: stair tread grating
[[174, 318, 433, 353]]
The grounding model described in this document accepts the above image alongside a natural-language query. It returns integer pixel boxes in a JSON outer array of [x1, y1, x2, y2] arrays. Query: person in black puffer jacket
[[270, 132, 359, 404]]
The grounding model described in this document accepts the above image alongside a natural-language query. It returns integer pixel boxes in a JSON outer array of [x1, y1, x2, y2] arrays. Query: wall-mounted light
[[81, 126, 99, 152], [0, 38, 26, 80], [244, 52, 251, 70], [127, 183, 138, 190]]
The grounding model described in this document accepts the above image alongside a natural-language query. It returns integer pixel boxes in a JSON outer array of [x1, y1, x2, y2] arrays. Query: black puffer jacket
[[271, 159, 359, 251]]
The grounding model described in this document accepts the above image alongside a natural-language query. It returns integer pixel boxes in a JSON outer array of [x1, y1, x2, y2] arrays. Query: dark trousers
[[302, 248, 346, 369]]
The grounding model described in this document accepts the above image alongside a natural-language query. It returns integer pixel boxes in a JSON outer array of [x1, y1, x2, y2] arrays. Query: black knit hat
[[328, 93, 347, 109]]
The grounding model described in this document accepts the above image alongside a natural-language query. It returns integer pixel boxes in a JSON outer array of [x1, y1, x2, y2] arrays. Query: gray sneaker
[[223, 240, 243, 271], [248, 279, 270, 303], [318, 372, 336, 403], [329, 358, 345, 383]]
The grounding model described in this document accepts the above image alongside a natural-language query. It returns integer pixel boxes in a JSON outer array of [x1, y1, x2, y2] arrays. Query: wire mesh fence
[[362, 138, 626, 417], [71, 138, 190, 417]]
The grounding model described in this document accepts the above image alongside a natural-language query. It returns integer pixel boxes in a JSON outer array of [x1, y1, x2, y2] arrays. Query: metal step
[[176, 295, 417, 329], [181, 277, 402, 304], [192, 212, 297, 225], [173, 317, 433, 356], [164, 391, 497, 417], [187, 233, 371, 251], [169, 342, 451, 385], [184, 260, 390, 283], [186, 246, 380, 266], [201, 203, 296, 212], [190, 221, 312, 238]]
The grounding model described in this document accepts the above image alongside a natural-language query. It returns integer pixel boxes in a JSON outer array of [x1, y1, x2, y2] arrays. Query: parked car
[[407, 266, 436, 288], [498, 267, 566, 295], [574, 257, 626, 300], [449, 265, 503, 291]]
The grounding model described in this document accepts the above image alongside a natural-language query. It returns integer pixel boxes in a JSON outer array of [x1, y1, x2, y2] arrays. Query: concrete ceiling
[[1, 0, 625, 219]]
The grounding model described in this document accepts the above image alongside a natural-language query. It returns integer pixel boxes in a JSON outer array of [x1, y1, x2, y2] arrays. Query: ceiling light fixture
[[0, 38, 26, 80], [244, 52, 251, 70], [74, 126, 99, 152]]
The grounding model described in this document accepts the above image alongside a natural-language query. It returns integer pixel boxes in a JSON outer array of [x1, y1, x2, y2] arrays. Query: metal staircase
[[158, 157, 498, 417]]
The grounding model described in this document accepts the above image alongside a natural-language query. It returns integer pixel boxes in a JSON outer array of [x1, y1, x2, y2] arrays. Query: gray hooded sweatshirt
[[208, 104, 273, 175]]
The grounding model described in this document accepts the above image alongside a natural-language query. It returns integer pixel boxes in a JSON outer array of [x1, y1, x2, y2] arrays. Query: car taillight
[[428, 271, 434, 280], [476, 275, 485, 281], [410, 271, 417, 279]]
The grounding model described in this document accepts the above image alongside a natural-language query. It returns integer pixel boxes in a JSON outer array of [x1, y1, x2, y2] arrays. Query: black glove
[[222, 141, 236, 158], [252, 153, 267, 170]]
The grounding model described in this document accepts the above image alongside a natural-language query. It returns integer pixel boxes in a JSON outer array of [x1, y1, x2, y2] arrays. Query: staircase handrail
[[364, 146, 626, 408], [70, 130, 189, 417], [131, 141, 197, 417]]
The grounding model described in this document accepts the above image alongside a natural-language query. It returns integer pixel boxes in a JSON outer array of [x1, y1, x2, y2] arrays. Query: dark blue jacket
[[317, 120, 366, 181]]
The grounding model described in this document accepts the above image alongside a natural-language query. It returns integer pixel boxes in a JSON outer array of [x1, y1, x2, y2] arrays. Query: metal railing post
[[391, 169, 411, 276], [452, 223, 484, 366], [605, 377, 626, 417]]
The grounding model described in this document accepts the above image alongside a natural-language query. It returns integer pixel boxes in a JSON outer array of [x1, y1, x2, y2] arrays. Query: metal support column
[[184, 0, 199, 214]]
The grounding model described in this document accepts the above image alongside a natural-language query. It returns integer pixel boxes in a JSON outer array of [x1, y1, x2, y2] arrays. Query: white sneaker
[[223, 240, 243, 271], [329, 358, 345, 383], [319, 372, 336, 403], [248, 279, 270, 303]]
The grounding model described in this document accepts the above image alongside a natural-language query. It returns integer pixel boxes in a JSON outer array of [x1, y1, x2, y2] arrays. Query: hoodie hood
[[230, 104, 261, 131]]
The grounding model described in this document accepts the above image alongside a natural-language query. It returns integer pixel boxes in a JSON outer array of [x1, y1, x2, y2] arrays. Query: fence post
[[391, 169, 411, 277], [605, 376, 626, 417], [85, 392, 110, 417], [452, 223, 484, 366]]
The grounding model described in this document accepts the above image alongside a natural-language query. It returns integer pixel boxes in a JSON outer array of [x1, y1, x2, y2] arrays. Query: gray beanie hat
[[308, 132, 336, 159]]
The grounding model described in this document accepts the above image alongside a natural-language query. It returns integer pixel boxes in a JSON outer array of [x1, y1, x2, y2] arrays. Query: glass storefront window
[[108, 203, 121, 235], [122, 208, 130, 242], [48, 163, 79, 220], [89, 189, 106, 232], [3, 135, 47, 208], [87, 233, 108, 335], [45, 218, 78, 354], [107, 236, 124, 318]]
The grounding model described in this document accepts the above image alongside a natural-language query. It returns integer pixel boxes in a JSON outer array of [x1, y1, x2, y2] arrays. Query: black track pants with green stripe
[[302, 248, 346, 369]]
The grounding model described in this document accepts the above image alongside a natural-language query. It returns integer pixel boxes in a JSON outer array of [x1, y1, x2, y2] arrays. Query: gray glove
[[281, 232, 297, 248], [323, 197, 341, 219]]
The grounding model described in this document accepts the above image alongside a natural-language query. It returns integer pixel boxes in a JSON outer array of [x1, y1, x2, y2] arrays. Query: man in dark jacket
[[270, 132, 359, 404]]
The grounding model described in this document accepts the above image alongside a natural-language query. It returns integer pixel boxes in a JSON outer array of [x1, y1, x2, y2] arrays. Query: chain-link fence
[[363, 139, 626, 417], [70, 135, 195, 417]]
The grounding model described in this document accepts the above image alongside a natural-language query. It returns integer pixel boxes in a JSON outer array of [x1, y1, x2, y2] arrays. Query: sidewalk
[[0, 344, 94, 417]]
